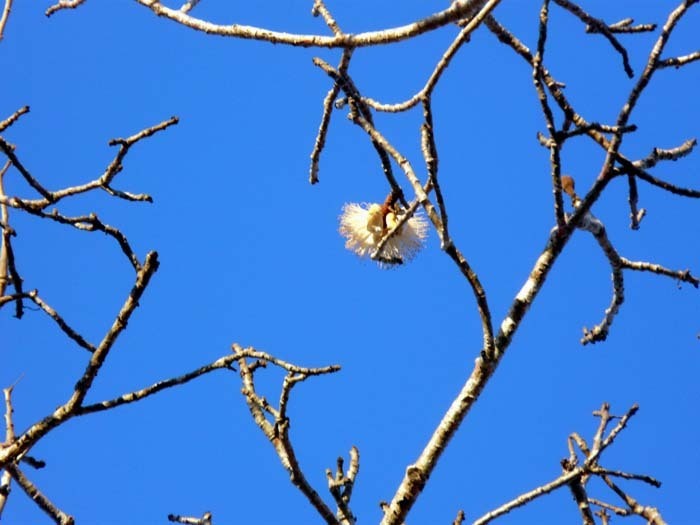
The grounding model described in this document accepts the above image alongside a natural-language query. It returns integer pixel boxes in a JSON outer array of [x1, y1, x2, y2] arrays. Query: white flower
[[339, 202, 428, 266]]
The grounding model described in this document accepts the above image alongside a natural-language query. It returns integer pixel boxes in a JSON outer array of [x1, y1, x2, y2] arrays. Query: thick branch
[[6, 465, 74, 525]]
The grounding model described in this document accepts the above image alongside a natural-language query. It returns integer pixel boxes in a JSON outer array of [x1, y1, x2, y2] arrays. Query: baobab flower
[[339, 194, 428, 266]]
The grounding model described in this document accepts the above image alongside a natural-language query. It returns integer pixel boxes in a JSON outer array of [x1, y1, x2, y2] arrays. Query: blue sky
[[2, 1, 699, 524]]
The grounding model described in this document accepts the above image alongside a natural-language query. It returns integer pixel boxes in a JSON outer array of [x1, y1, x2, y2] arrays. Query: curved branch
[[131, 0, 490, 49]]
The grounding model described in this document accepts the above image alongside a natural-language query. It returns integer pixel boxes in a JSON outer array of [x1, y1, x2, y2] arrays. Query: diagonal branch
[[552, 0, 634, 77], [0, 106, 29, 133], [6, 465, 74, 525], [25, 291, 96, 353], [0, 252, 159, 469]]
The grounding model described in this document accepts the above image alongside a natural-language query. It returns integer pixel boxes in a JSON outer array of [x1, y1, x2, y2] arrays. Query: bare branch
[[348, 107, 494, 356], [0, 160, 10, 298], [167, 511, 212, 525], [600, 473, 667, 524], [588, 18, 657, 34], [45, 0, 87, 17], [658, 50, 700, 68], [311, 1, 342, 36], [66, 252, 159, 410], [628, 168, 700, 198], [568, 477, 596, 525], [12, 116, 177, 210], [6, 465, 74, 525], [0, 252, 159, 469], [533, 0, 566, 231], [2, 385, 15, 445], [10, 203, 143, 272], [0, 0, 12, 41], [0, 469, 10, 517], [326, 447, 360, 525], [0, 136, 53, 201], [580, 219, 625, 345], [363, 0, 502, 113], [474, 404, 656, 525], [421, 100, 449, 239], [473, 466, 585, 525], [552, 0, 634, 77], [0, 106, 29, 133], [236, 348, 339, 525], [0, 220, 24, 318], [77, 356, 236, 415], [619, 258, 699, 287], [309, 49, 352, 184], [591, 467, 661, 487], [25, 291, 96, 353], [634, 138, 697, 170], [626, 174, 644, 229], [312, 58, 405, 205], [178, 0, 201, 15], [130, 0, 494, 49]]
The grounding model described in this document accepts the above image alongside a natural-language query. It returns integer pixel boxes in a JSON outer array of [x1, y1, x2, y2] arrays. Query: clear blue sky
[[3, 1, 699, 524]]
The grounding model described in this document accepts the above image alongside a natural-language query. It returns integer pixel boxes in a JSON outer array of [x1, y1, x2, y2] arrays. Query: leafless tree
[[1, 1, 698, 524]]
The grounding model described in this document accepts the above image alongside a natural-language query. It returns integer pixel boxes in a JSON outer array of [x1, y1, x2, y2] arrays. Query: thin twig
[[587, 18, 656, 34], [658, 50, 700, 69], [362, 0, 499, 113], [178, 0, 201, 15], [634, 139, 697, 170], [421, 99, 449, 239], [27, 291, 97, 353], [45, 0, 87, 17], [627, 174, 644, 229], [0, 0, 12, 41], [309, 49, 352, 184], [312, 57, 406, 206], [534, 0, 566, 231], [0, 106, 29, 133], [0, 160, 10, 297], [0, 137, 53, 201], [326, 447, 360, 525], [311, 0, 342, 36], [619, 258, 699, 287], [552, 0, 634, 77]]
